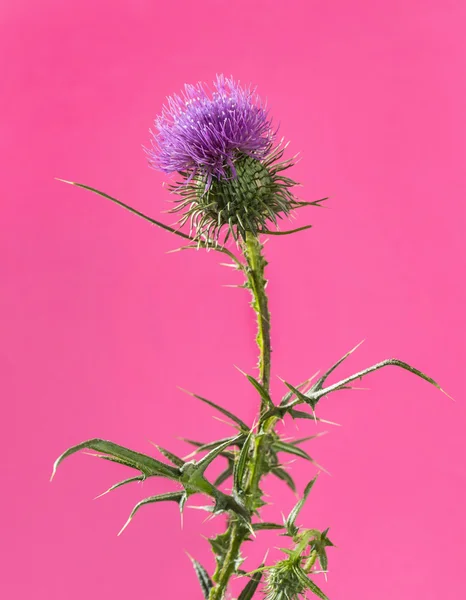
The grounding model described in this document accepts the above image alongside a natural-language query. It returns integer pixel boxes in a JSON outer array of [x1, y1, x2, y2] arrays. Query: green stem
[[243, 232, 271, 400], [303, 550, 318, 574], [209, 233, 272, 600], [209, 519, 248, 600]]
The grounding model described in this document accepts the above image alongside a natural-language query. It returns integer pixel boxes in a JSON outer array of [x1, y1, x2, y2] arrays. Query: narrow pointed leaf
[[56, 180, 193, 240], [182, 436, 244, 458], [286, 476, 318, 534], [292, 565, 329, 600], [284, 381, 318, 410], [280, 375, 317, 406], [252, 522, 285, 531], [318, 547, 328, 572], [294, 197, 328, 208], [234, 431, 254, 494], [214, 464, 234, 487], [83, 452, 145, 470], [189, 556, 213, 599], [56, 180, 243, 265], [118, 491, 184, 535], [95, 475, 145, 499], [265, 223, 313, 235], [195, 435, 242, 475], [245, 374, 274, 410], [180, 388, 248, 430], [312, 358, 452, 403], [287, 409, 340, 426], [238, 568, 263, 600], [290, 433, 327, 445], [153, 444, 185, 467], [51, 439, 180, 481], [271, 467, 296, 492], [273, 440, 314, 462], [311, 340, 365, 393]]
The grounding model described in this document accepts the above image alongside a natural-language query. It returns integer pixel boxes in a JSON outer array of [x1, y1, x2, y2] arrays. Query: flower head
[[148, 75, 273, 183], [148, 75, 300, 243], [264, 558, 309, 600]]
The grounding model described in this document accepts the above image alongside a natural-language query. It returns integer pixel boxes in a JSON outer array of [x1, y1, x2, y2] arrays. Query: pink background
[[2, 1, 465, 598]]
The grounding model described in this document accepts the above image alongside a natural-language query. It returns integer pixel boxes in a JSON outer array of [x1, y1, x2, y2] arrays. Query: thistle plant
[[52, 75, 450, 600]]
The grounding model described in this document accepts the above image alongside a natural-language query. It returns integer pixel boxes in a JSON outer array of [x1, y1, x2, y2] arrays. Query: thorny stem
[[209, 233, 272, 600], [243, 232, 272, 400], [209, 519, 248, 600]]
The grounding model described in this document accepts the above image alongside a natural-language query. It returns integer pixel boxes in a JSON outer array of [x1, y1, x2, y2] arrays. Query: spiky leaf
[[238, 569, 263, 600], [214, 464, 234, 487], [310, 358, 452, 404], [95, 475, 145, 499], [189, 556, 213, 599], [252, 522, 285, 531], [180, 388, 249, 430], [245, 374, 274, 410], [286, 477, 318, 535], [272, 440, 314, 462], [271, 467, 296, 493], [283, 381, 317, 410], [292, 565, 329, 600], [51, 438, 180, 480], [118, 491, 184, 535], [234, 431, 254, 494], [311, 341, 364, 393], [154, 444, 185, 467]]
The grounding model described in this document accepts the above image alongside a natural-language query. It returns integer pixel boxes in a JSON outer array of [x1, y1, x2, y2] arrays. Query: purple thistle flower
[[148, 75, 274, 185], [147, 75, 303, 243]]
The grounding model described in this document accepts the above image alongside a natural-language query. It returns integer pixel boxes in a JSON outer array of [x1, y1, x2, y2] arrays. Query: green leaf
[[318, 547, 328, 572], [252, 522, 285, 531], [265, 223, 313, 236], [286, 477, 318, 535], [292, 565, 329, 600], [238, 568, 263, 600], [118, 491, 184, 535], [194, 435, 243, 475], [311, 341, 364, 393], [179, 388, 249, 430], [287, 409, 340, 427], [51, 438, 180, 481], [234, 431, 254, 494], [213, 464, 234, 487], [271, 467, 296, 493], [189, 555, 213, 599], [182, 436, 244, 456], [280, 375, 318, 406], [284, 381, 318, 410], [56, 180, 194, 240], [321, 527, 334, 547], [272, 440, 314, 462], [311, 358, 453, 404], [95, 475, 145, 499], [245, 374, 274, 410], [56, 180, 244, 266], [290, 433, 327, 445], [153, 444, 185, 467], [294, 197, 329, 208]]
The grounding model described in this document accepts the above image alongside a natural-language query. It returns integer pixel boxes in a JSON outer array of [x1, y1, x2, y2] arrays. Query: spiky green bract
[[50, 438, 180, 481], [172, 146, 300, 243], [264, 557, 328, 600]]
